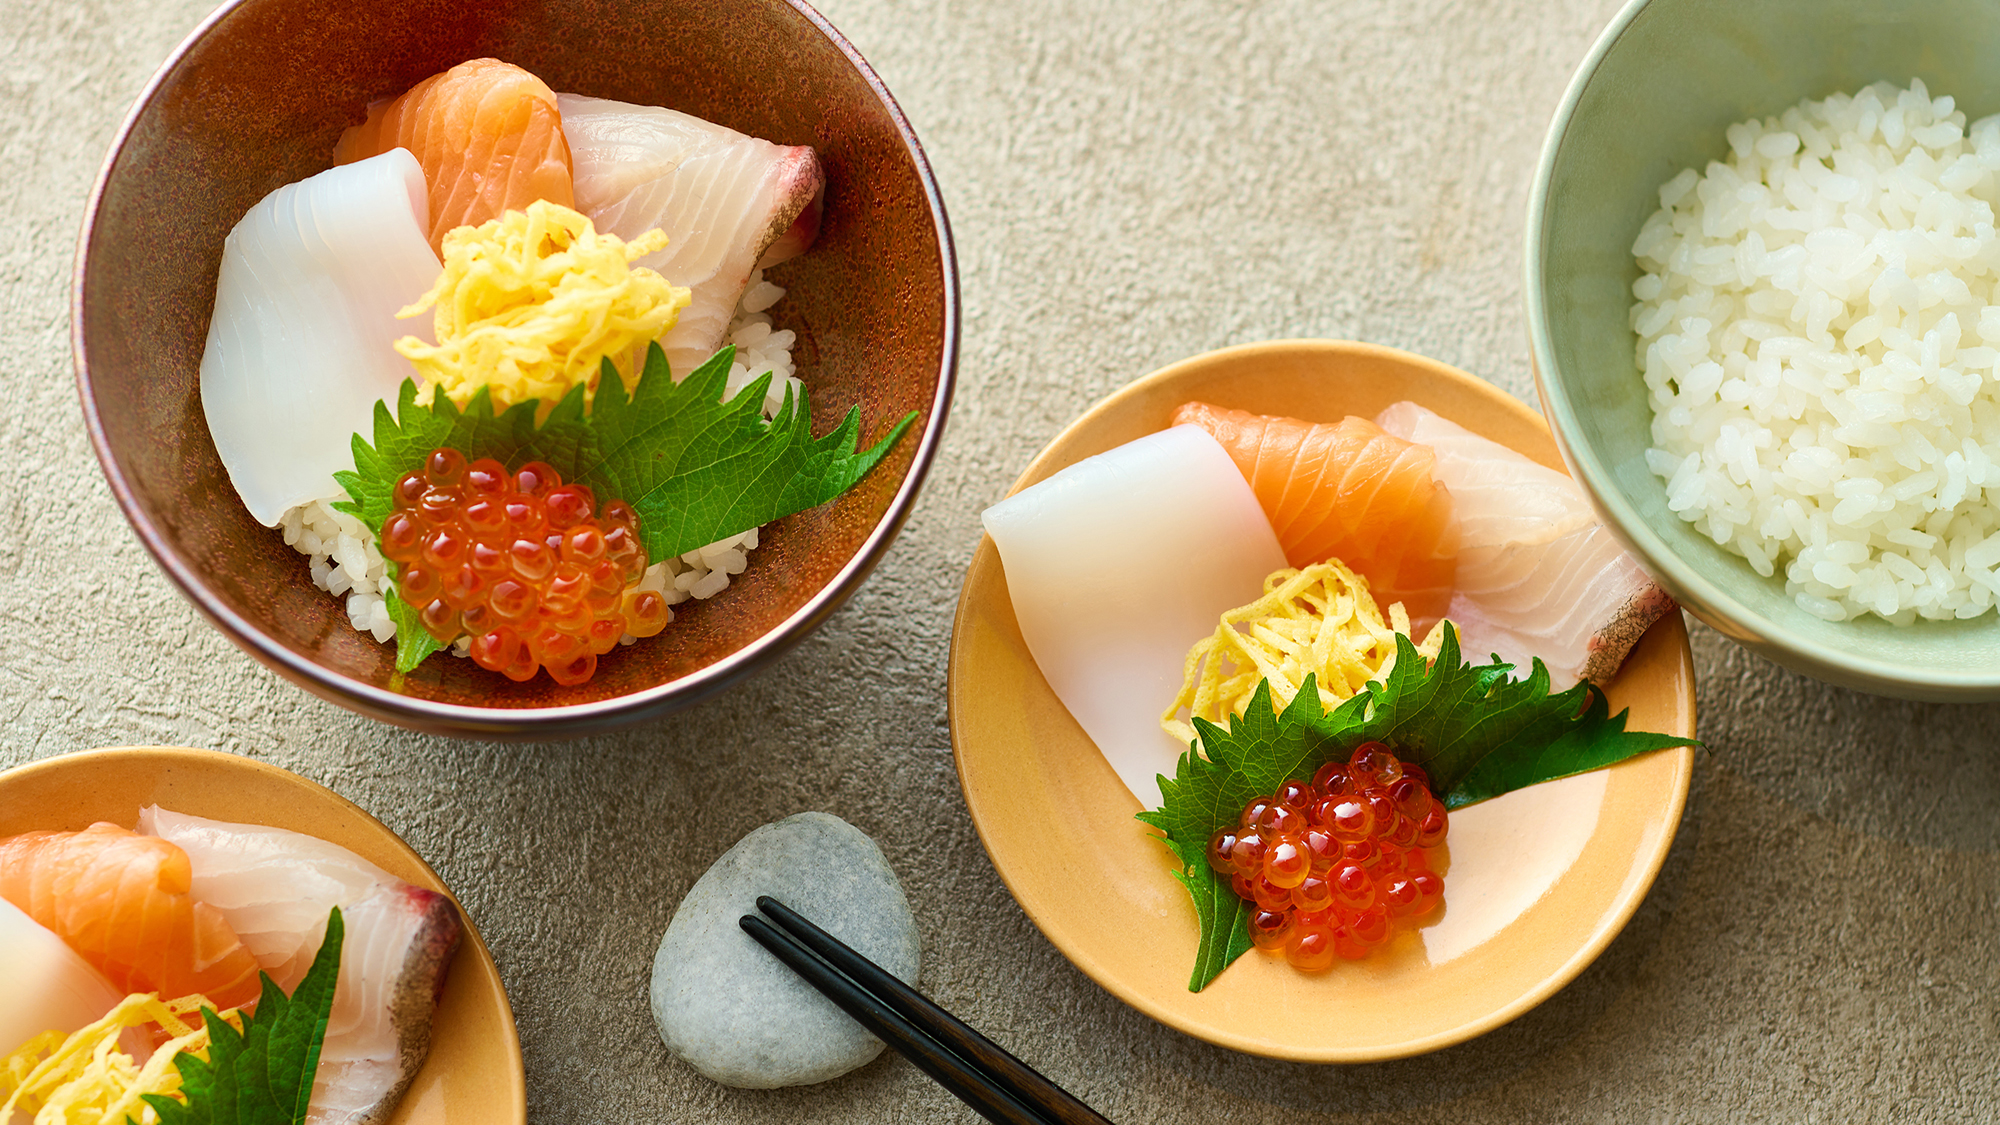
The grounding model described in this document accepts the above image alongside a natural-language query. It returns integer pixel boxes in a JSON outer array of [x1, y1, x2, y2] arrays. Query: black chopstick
[[741, 896, 1114, 1125], [739, 913, 1052, 1124], [754, 896, 1113, 1125]]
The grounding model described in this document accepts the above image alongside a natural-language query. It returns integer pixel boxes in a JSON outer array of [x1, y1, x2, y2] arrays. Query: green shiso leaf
[[333, 343, 917, 673], [1137, 677, 1344, 992], [1139, 622, 1700, 992], [1173, 864, 1255, 993], [573, 344, 918, 562], [141, 907, 343, 1125], [1442, 685, 1696, 808], [1357, 626, 1699, 808]]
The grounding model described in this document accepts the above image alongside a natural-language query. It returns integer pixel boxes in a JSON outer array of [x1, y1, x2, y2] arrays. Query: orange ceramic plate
[[948, 340, 1696, 1062], [0, 746, 526, 1123]]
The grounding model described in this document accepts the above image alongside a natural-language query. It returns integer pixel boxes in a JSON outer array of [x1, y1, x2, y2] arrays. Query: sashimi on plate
[[980, 425, 1286, 807], [138, 806, 463, 1124], [1375, 401, 1674, 688], [1172, 401, 1459, 624], [951, 341, 1696, 1058], [972, 345, 1695, 992], [0, 803, 465, 1125]]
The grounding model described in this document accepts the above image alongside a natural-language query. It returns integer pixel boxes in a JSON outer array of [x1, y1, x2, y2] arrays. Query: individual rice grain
[[1632, 79, 2000, 624]]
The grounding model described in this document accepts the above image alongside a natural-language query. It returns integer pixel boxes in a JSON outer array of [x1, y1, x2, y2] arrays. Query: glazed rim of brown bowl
[[73, 0, 958, 737]]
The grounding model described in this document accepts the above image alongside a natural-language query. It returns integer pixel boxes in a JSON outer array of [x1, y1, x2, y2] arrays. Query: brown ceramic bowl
[[74, 0, 957, 736]]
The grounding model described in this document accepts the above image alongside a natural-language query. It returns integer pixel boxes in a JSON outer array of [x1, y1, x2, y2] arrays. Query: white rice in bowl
[[283, 270, 803, 653], [1632, 79, 2000, 624]]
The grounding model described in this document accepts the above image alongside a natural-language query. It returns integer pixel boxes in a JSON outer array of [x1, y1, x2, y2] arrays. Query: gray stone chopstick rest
[[650, 812, 921, 1088]]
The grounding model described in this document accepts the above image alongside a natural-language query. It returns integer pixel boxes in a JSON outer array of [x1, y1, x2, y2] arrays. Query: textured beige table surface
[[3, 0, 1997, 1120]]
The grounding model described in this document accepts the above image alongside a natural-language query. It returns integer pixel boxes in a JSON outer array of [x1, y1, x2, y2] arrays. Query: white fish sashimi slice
[[138, 806, 461, 1125], [558, 94, 824, 379], [982, 426, 1288, 809], [136, 805, 401, 982], [1375, 401, 1675, 687], [200, 149, 441, 527]]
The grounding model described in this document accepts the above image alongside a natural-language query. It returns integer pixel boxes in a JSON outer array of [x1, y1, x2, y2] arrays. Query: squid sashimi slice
[[1375, 401, 1675, 688], [982, 425, 1288, 808], [333, 58, 575, 254], [0, 824, 262, 1010], [558, 93, 825, 379], [138, 807, 462, 1125], [200, 149, 441, 527], [1171, 402, 1459, 626], [0, 897, 129, 1056]]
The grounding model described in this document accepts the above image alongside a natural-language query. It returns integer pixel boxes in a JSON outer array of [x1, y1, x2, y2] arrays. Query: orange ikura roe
[[1207, 741, 1447, 970], [381, 448, 672, 685]]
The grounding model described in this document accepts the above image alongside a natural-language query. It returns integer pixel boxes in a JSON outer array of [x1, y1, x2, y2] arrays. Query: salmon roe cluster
[[1207, 742, 1448, 970], [382, 448, 671, 685]]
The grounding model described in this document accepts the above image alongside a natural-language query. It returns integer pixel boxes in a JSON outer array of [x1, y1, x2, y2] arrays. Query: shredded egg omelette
[[1161, 559, 1447, 747], [1, 992, 237, 1124], [396, 200, 691, 414]]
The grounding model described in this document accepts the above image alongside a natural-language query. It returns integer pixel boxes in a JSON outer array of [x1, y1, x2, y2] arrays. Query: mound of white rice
[[283, 269, 802, 651], [1633, 79, 2000, 624]]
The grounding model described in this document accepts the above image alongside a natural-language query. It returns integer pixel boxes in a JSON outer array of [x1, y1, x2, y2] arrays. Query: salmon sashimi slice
[[139, 806, 462, 1125], [1172, 401, 1459, 624], [334, 58, 575, 254], [558, 94, 825, 379], [1375, 401, 1675, 687], [0, 823, 262, 1010]]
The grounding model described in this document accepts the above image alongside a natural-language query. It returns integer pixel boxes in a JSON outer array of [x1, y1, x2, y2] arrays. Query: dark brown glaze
[[74, 0, 958, 736]]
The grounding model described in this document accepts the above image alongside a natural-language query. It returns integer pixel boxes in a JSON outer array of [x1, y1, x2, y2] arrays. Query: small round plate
[[948, 339, 1697, 1062], [0, 746, 526, 1123]]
